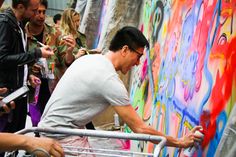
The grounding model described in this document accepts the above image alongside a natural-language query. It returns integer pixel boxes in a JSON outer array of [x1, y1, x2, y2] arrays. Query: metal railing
[[11, 127, 167, 157]]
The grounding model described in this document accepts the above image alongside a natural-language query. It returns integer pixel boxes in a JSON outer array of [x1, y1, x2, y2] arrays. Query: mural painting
[[128, 0, 236, 156]]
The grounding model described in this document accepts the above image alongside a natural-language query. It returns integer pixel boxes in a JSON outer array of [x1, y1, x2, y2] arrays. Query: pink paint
[[143, 85, 152, 121], [141, 59, 148, 81], [119, 139, 131, 150]]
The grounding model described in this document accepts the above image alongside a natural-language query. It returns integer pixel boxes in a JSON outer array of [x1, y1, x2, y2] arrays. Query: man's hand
[[0, 88, 15, 116], [25, 136, 64, 157], [29, 75, 41, 88], [0, 87, 7, 95], [40, 45, 54, 58], [31, 63, 42, 74], [178, 126, 204, 148]]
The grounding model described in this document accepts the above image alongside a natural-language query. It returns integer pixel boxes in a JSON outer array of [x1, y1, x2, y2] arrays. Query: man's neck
[[12, 8, 22, 22], [105, 51, 121, 71], [28, 23, 44, 35]]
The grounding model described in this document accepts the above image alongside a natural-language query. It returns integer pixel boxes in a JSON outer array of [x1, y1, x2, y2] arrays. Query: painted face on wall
[[30, 4, 46, 26]]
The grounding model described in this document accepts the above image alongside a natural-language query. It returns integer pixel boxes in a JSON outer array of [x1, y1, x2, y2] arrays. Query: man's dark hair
[[109, 26, 149, 52], [12, 0, 30, 8], [53, 13, 61, 24], [40, 0, 48, 9]]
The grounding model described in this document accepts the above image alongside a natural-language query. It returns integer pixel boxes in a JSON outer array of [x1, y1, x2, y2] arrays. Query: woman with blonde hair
[[61, 8, 87, 56], [55, 8, 96, 130], [55, 8, 86, 82]]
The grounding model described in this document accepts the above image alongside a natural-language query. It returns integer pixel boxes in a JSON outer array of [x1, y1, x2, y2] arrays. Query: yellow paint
[[184, 120, 193, 129], [209, 53, 225, 59], [162, 22, 167, 38]]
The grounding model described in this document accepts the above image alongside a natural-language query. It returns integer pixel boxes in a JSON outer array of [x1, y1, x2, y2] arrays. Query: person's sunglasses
[[129, 47, 143, 59]]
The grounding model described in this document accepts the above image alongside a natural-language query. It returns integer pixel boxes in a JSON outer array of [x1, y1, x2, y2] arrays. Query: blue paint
[[216, 111, 227, 138], [199, 0, 221, 113]]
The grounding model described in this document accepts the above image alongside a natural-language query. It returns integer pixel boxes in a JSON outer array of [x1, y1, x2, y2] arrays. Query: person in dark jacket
[[0, 0, 54, 146]]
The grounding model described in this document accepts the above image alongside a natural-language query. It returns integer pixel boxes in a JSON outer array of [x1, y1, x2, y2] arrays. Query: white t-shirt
[[38, 54, 130, 137]]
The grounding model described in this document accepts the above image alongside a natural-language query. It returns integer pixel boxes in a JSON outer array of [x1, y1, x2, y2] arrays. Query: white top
[[18, 23, 28, 86], [39, 54, 130, 138]]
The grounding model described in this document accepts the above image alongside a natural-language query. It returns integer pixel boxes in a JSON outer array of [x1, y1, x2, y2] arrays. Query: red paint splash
[[201, 37, 236, 147]]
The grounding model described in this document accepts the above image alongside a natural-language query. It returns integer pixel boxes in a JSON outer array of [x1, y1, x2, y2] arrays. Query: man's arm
[[113, 105, 202, 148], [0, 133, 64, 157], [0, 21, 41, 67], [0, 21, 53, 68]]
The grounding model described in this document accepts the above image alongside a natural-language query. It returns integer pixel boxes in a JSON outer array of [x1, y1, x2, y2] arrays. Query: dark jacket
[[0, 8, 42, 92]]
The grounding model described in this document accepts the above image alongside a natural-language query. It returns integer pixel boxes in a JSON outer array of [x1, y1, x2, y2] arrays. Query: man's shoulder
[[83, 55, 114, 71], [0, 8, 16, 23], [0, 14, 17, 33], [0, 12, 10, 23], [0, 10, 18, 29]]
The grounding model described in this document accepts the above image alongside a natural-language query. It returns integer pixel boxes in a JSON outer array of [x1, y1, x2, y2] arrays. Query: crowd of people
[[0, 0, 204, 156]]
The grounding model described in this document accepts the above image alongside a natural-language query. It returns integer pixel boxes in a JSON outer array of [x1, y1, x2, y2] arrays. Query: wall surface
[[127, 0, 236, 156], [79, 0, 236, 156], [77, 0, 103, 49]]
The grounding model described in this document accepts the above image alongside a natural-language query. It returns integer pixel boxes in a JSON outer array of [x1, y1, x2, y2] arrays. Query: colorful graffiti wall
[[128, 0, 236, 156]]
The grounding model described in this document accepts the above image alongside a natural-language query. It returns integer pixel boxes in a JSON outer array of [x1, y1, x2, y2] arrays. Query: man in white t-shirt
[[39, 26, 203, 149]]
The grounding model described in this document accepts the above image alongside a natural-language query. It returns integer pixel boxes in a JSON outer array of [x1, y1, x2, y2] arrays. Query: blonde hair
[[60, 8, 80, 37]]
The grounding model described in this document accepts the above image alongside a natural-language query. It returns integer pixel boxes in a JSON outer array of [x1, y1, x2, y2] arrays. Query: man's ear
[[120, 45, 129, 57], [16, 4, 26, 15]]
